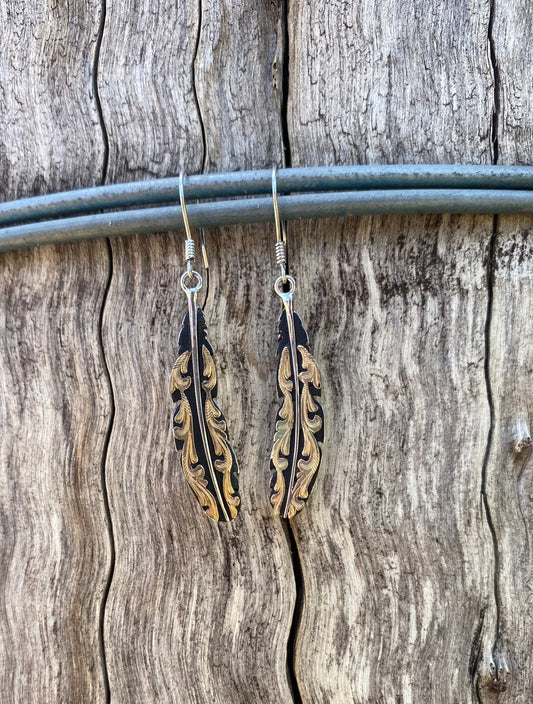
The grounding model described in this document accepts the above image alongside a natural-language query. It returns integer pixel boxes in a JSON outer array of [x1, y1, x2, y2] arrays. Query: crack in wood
[[470, 606, 487, 682], [279, 2, 303, 701], [476, 7, 511, 698], [284, 520, 304, 704], [477, 215, 505, 701], [98, 238, 116, 704], [192, 0, 208, 175], [280, 0, 292, 169], [93, 0, 109, 185], [488, 0, 500, 165], [94, 4, 113, 698]]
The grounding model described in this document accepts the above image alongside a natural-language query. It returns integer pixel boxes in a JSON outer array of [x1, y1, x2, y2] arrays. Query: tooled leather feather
[[170, 308, 240, 522], [270, 309, 324, 519]]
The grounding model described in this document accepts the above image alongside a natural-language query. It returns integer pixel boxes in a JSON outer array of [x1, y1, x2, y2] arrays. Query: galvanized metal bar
[[1, 188, 533, 252], [2, 165, 533, 227]]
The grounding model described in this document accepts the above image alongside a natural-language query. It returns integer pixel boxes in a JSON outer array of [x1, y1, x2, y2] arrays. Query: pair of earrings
[[169, 170, 324, 522]]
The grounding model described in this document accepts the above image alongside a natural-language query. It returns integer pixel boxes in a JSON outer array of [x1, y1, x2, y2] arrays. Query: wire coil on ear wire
[[275, 240, 286, 268], [184, 238, 195, 262]]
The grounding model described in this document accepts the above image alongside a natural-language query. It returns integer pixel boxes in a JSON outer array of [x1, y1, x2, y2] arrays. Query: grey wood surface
[[0, 0, 106, 196], [0, 242, 111, 702], [287, 2, 501, 702], [0, 2, 111, 702], [0, 1, 532, 703], [481, 3, 533, 700]]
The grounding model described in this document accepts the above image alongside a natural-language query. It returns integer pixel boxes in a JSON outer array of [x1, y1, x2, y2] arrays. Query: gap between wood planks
[[477, 214, 502, 701], [97, 239, 115, 703], [94, 0, 114, 701], [474, 1, 507, 699], [279, 2, 306, 702]]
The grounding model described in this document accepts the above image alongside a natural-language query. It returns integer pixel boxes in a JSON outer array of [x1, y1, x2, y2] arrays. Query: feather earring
[[169, 173, 240, 522], [269, 168, 324, 519]]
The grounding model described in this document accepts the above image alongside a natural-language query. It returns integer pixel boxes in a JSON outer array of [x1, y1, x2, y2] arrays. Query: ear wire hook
[[179, 171, 202, 293], [272, 167, 288, 284], [179, 172, 209, 273]]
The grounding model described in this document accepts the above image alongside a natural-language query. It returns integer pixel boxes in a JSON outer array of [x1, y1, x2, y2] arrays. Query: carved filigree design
[[169, 351, 219, 521], [270, 347, 294, 515], [287, 346, 323, 517], [202, 346, 240, 519]]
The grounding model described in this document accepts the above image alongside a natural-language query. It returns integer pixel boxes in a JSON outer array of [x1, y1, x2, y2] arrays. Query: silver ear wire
[[179, 171, 196, 278], [272, 167, 287, 283]]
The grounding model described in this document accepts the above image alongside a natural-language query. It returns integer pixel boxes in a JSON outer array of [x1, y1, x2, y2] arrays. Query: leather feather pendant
[[169, 305, 240, 522], [270, 307, 324, 519]]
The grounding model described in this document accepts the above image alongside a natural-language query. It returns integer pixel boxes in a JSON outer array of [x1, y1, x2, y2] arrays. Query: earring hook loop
[[178, 171, 203, 294], [179, 172, 210, 272]]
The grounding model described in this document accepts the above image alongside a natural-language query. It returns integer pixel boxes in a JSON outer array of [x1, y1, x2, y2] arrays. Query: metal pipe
[[1, 188, 533, 252], [2, 165, 533, 227]]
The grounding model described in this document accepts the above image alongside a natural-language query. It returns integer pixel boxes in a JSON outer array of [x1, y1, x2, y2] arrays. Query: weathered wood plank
[[482, 224, 533, 701], [289, 216, 495, 703], [0, 2, 111, 702], [288, 1, 497, 701], [0, 1, 106, 197], [194, 2, 295, 698], [480, 4, 533, 698], [0, 242, 112, 703], [98, 0, 204, 182], [194, 0, 284, 171], [289, 0, 493, 166], [100, 0, 293, 700], [98, 1, 204, 697]]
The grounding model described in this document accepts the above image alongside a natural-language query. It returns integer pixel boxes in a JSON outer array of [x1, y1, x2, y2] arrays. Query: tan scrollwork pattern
[[201, 346, 240, 519], [287, 346, 323, 518], [169, 350, 219, 521], [270, 346, 294, 515]]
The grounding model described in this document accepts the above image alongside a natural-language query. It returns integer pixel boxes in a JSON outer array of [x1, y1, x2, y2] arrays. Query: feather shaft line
[[280, 293, 301, 520], [187, 289, 230, 522]]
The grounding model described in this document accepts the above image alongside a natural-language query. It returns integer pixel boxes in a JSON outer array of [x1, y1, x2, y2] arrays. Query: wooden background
[[0, 0, 532, 702]]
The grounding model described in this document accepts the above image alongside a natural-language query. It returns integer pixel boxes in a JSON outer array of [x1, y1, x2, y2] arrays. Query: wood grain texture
[[0, 0, 105, 198], [194, 0, 284, 171], [479, 4, 533, 698], [98, 0, 204, 182], [287, 0, 498, 700], [99, 5, 203, 694], [1, 0, 533, 702], [100, 0, 294, 700], [480, 223, 533, 701], [289, 215, 495, 703], [492, 0, 533, 165], [0, 3, 112, 702], [103, 231, 295, 703], [0, 242, 112, 703], [194, 1, 295, 698], [288, 0, 494, 166]]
